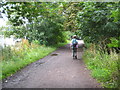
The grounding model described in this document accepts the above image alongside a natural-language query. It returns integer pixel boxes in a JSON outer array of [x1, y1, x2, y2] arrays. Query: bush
[[4, 18, 66, 46], [107, 37, 119, 48], [31, 40, 40, 45]]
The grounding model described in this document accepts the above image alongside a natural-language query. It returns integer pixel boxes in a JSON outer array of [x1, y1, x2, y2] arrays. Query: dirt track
[[2, 44, 101, 88]]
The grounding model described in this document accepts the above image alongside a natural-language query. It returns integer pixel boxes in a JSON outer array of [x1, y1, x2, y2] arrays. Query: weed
[[83, 44, 119, 88]]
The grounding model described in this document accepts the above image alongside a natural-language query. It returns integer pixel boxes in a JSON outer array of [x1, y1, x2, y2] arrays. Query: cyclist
[[70, 35, 78, 59]]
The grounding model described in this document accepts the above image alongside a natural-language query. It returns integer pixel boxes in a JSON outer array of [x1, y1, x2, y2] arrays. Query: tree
[[62, 2, 82, 31], [77, 2, 120, 43], [2, 2, 66, 45]]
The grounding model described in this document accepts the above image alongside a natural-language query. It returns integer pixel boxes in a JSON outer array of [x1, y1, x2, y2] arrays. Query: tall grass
[[1, 39, 68, 80], [83, 44, 119, 88]]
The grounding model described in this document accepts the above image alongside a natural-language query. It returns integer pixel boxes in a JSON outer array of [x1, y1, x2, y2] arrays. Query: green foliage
[[110, 2, 120, 22], [4, 19, 66, 45], [77, 2, 120, 43], [2, 2, 66, 45], [92, 68, 111, 82], [32, 40, 40, 45], [62, 2, 80, 31], [2, 2, 120, 45], [107, 37, 120, 48], [83, 44, 119, 88]]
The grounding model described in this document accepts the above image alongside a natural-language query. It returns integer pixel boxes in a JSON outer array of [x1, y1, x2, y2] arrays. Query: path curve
[[2, 44, 101, 88]]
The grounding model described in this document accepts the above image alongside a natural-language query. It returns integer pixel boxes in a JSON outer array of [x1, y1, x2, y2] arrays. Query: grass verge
[[82, 44, 119, 88], [1, 40, 68, 80]]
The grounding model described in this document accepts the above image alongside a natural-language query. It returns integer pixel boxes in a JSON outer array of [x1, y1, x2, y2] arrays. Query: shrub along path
[[2, 44, 101, 88]]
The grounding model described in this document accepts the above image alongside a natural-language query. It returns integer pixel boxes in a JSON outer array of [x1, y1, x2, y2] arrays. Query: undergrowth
[[1, 39, 68, 80], [83, 44, 119, 88]]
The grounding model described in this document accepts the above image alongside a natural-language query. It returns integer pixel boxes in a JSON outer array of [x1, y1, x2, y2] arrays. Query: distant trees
[[1, 2, 66, 45], [1, 2, 120, 45]]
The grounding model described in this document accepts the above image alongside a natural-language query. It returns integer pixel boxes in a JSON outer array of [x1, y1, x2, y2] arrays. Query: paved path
[[2, 44, 101, 88]]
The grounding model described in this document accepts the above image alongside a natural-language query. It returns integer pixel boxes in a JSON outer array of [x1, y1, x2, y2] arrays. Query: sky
[[0, 13, 8, 27], [0, 18, 6, 27]]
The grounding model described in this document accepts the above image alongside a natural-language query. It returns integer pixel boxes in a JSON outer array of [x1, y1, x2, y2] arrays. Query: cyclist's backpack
[[72, 39, 78, 48]]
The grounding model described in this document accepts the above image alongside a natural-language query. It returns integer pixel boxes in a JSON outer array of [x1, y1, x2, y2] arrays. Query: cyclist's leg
[[74, 48, 77, 59], [72, 48, 75, 58]]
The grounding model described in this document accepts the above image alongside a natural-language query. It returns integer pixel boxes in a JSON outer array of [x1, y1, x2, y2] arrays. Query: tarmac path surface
[[2, 44, 101, 88]]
